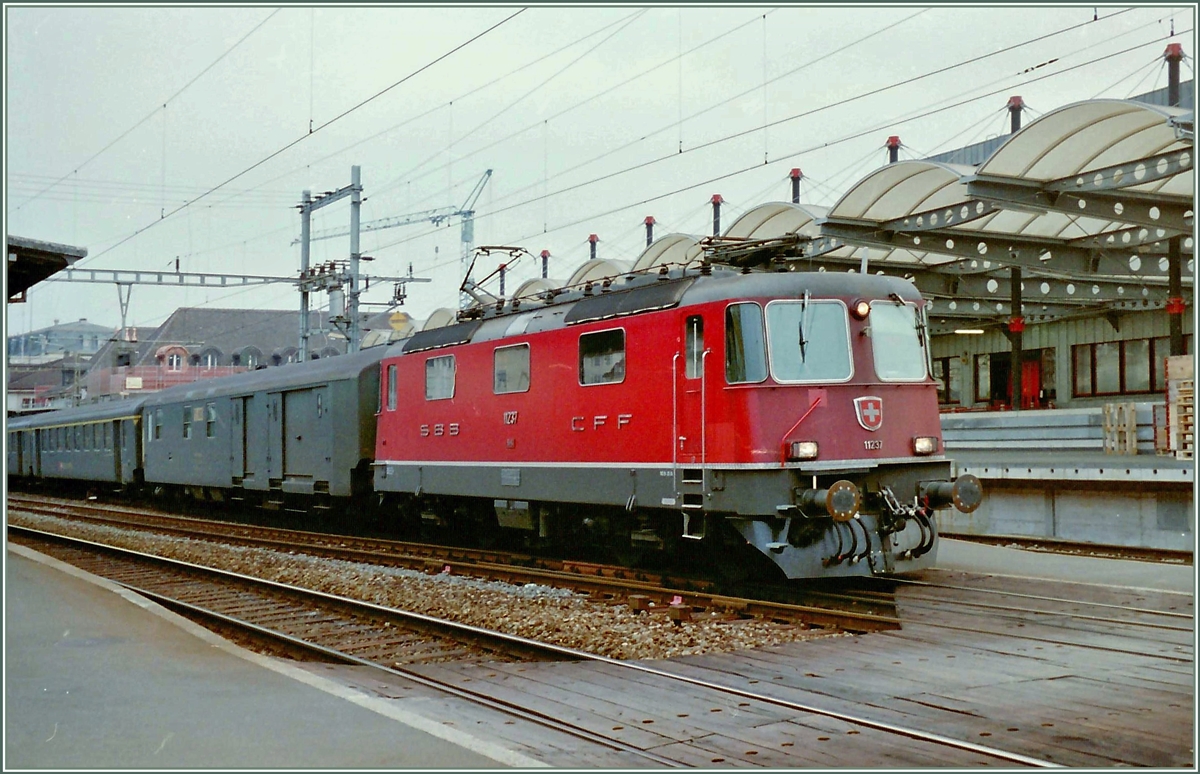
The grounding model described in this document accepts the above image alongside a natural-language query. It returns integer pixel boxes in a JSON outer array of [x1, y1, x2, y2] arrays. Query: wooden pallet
[[1177, 385, 1193, 460]]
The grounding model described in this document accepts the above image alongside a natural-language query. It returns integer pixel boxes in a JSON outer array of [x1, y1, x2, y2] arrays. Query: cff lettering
[[571, 414, 632, 432]]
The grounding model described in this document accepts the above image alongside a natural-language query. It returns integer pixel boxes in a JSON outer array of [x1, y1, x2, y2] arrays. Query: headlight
[[788, 440, 819, 460], [912, 436, 939, 455]]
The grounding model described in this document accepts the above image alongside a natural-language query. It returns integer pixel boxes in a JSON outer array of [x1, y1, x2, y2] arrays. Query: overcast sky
[[5, 4, 1194, 337]]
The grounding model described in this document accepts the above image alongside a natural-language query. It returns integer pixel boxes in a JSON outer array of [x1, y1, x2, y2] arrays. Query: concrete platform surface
[[936, 537, 1194, 593], [4, 545, 541, 770]]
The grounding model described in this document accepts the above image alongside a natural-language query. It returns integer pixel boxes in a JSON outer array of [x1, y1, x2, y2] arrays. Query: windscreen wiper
[[797, 289, 811, 362]]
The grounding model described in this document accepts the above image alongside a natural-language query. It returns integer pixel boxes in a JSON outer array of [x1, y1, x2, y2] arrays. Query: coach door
[[267, 393, 283, 483], [674, 315, 708, 533], [230, 397, 248, 481], [283, 388, 325, 480]]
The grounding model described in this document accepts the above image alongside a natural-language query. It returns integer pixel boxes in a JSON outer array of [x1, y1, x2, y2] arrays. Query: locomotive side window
[[425, 355, 456, 400], [579, 329, 625, 385], [685, 317, 704, 379], [183, 405, 193, 439], [155, 409, 163, 440], [387, 364, 398, 410], [725, 303, 767, 383], [494, 344, 530, 394], [870, 301, 928, 381], [206, 403, 217, 437], [765, 300, 852, 382]]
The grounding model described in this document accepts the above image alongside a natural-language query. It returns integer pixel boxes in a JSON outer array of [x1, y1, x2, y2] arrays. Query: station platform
[[934, 533, 1193, 593], [4, 544, 538, 770], [938, 447, 1194, 551], [950, 448, 1194, 484], [5, 536, 1192, 769]]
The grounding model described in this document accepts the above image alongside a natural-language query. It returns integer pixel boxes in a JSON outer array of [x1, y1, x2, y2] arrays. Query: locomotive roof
[[141, 345, 387, 406], [8, 395, 150, 430], [398, 267, 923, 352]]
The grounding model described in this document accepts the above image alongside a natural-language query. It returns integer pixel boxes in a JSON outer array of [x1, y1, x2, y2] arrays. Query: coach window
[[685, 317, 704, 379], [183, 406, 193, 439], [494, 344, 530, 394], [579, 329, 625, 385], [387, 364, 398, 410], [206, 404, 217, 438], [425, 355, 456, 400], [725, 303, 767, 384], [765, 300, 852, 383]]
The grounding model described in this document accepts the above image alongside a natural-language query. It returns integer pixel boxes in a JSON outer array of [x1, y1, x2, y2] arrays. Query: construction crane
[[297, 170, 492, 282]]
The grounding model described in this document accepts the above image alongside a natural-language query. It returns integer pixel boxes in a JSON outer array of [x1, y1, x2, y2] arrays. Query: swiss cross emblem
[[854, 396, 883, 432]]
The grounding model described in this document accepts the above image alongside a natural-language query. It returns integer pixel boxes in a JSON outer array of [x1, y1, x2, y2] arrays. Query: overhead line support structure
[[56, 264, 428, 355], [298, 166, 364, 356], [296, 169, 493, 312]]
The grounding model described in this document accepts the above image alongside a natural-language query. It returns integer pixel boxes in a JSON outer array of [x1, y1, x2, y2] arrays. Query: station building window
[[932, 356, 961, 405], [166, 353, 183, 372], [1073, 335, 1192, 398], [425, 355, 455, 400]]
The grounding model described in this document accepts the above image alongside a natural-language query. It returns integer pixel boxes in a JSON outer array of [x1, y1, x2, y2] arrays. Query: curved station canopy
[[689, 98, 1195, 335]]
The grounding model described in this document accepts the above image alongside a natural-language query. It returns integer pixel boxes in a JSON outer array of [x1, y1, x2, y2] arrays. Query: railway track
[[7, 492, 897, 632], [940, 532, 1193, 565], [9, 523, 1060, 767]]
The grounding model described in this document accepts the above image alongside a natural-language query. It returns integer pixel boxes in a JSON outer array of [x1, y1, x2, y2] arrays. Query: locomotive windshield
[[765, 300, 852, 382], [870, 300, 929, 380]]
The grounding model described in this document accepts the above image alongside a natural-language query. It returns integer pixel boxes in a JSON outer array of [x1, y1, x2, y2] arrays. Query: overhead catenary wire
[[447, 6, 1141, 225], [14, 8, 282, 214], [374, 18, 1169, 261], [372, 8, 650, 198], [366, 7, 793, 211], [78, 8, 527, 269], [203, 9, 646, 209], [456, 7, 927, 214], [419, 27, 1194, 262]]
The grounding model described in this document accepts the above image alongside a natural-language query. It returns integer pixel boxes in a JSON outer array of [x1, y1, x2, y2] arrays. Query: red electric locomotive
[[373, 264, 981, 580]]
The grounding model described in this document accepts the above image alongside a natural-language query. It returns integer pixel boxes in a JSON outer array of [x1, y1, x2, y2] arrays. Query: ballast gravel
[[10, 510, 847, 661]]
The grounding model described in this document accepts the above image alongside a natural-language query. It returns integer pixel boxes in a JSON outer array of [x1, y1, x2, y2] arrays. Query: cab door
[[674, 314, 708, 531]]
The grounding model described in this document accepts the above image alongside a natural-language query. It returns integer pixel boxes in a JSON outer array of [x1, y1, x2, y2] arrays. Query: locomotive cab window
[[579, 329, 625, 385], [725, 303, 767, 384], [494, 344, 530, 394], [386, 364, 398, 411], [765, 299, 852, 382], [425, 355, 456, 400], [685, 316, 704, 379], [870, 300, 929, 381]]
